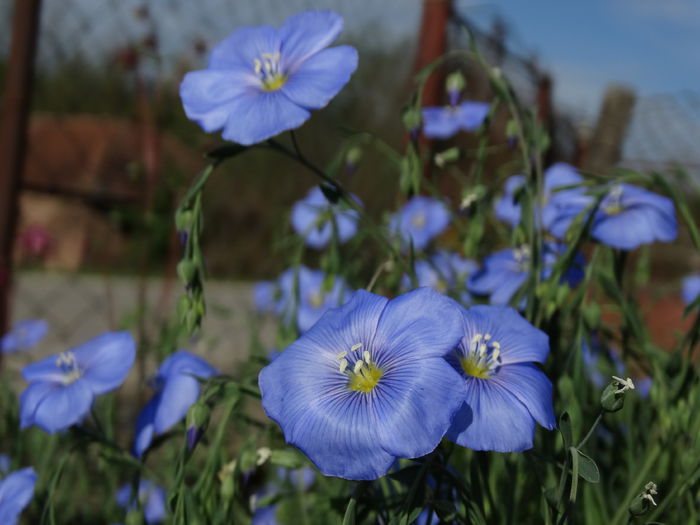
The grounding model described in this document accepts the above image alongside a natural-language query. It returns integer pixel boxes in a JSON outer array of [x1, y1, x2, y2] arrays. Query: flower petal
[[447, 378, 536, 452], [133, 393, 160, 457], [19, 381, 58, 429], [21, 355, 65, 384], [208, 25, 281, 70], [422, 107, 460, 139], [490, 363, 555, 429], [221, 91, 310, 146], [32, 380, 93, 434], [457, 101, 489, 131], [593, 205, 677, 250], [158, 351, 218, 380], [279, 10, 344, 68], [0, 467, 36, 524], [74, 331, 136, 395], [153, 374, 200, 434], [180, 68, 260, 133], [372, 287, 464, 364], [463, 306, 550, 364], [282, 46, 358, 110], [373, 357, 465, 459]]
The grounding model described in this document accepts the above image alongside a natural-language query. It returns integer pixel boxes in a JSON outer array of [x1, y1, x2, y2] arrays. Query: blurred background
[[1, 0, 699, 357]]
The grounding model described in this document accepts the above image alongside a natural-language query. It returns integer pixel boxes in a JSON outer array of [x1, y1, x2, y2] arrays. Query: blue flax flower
[[253, 280, 278, 313], [389, 196, 450, 251], [180, 10, 358, 145], [402, 251, 478, 304], [682, 274, 700, 306], [116, 480, 167, 524], [1, 319, 48, 354], [133, 351, 218, 457], [259, 287, 466, 480], [422, 101, 489, 139], [447, 305, 555, 451], [278, 266, 353, 333], [469, 243, 584, 306], [20, 332, 135, 433], [549, 183, 677, 250], [494, 163, 584, 230], [291, 186, 360, 249], [0, 467, 37, 525]]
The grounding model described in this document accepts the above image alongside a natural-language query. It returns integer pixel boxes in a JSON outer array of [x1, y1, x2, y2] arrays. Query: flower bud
[[446, 71, 466, 106], [185, 400, 211, 452], [345, 146, 362, 175], [402, 107, 422, 137], [177, 260, 198, 286], [629, 481, 658, 517], [434, 147, 460, 168], [601, 376, 635, 412]]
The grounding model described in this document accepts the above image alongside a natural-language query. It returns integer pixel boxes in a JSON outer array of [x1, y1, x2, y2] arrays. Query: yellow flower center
[[309, 292, 324, 308], [411, 212, 426, 229], [254, 52, 287, 91], [603, 185, 625, 216], [460, 333, 502, 379], [335, 343, 383, 393], [56, 351, 82, 385]]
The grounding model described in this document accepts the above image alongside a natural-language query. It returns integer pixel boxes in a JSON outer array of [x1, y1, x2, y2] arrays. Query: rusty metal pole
[[0, 0, 43, 353]]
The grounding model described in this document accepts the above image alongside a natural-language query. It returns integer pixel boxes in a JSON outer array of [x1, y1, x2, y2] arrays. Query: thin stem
[[577, 412, 603, 450]]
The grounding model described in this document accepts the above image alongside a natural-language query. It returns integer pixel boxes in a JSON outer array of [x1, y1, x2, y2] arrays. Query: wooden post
[[582, 85, 636, 174], [0, 0, 43, 350]]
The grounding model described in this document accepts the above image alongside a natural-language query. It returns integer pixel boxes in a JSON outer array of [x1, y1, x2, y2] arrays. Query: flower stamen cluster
[[460, 333, 503, 379], [254, 52, 287, 91], [335, 343, 382, 392], [56, 351, 82, 384]]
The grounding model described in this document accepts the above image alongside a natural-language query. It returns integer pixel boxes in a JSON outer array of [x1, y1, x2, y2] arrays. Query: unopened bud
[[402, 107, 422, 137], [446, 71, 466, 106], [435, 147, 460, 168], [185, 401, 211, 452], [177, 260, 198, 286], [345, 147, 362, 175], [256, 447, 272, 466]]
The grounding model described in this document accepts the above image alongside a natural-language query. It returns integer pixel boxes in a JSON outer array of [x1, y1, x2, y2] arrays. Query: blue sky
[[465, 0, 700, 120]]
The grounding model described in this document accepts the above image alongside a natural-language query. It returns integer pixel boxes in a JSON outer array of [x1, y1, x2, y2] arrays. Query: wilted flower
[[0, 466, 36, 525], [469, 243, 584, 306], [549, 183, 677, 250], [446, 305, 556, 451], [116, 480, 167, 524], [682, 274, 700, 306], [389, 196, 450, 251], [180, 10, 358, 145], [493, 163, 584, 230], [20, 332, 135, 433], [259, 288, 465, 480], [0, 319, 48, 354], [291, 186, 360, 249], [133, 351, 218, 457], [422, 101, 489, 139], [278, 266, 353, 333]]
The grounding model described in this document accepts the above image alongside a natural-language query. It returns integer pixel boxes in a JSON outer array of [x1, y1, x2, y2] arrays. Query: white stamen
[[363, 350, 371, 363], [612, 376, 635, 394], [339, 359, 348, 373], [484, 333, 492, 341], [351, 343, 363, 352], [353, 360, 364, 374], [335, 351, 347, 360]]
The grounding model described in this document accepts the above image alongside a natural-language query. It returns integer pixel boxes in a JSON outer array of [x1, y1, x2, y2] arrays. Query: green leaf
[[574, 448, 600, 483], [341, 497, 357, 525]]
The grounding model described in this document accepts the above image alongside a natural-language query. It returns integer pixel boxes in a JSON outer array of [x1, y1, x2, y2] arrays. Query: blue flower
[[180, 10, 358, 145], [253, 280, 278, 313], [252, 506, 278, 525], [682, 274, 700, 306], [259, 288, 466, 480], [291, 187, 360, 249], [549, 183, 677, 250], [278, 266, 353, 333], [446, 305, 555, 451], [422, 101, 489, 139], [133, 351, 218, 457], [494, 163, 584, 230], [20, 332, 135, 434], [0, 467, 37, 525], [582, 338, 623, 389], [116, 480, 167, 524], [1, 319, 48, 354], [402, 251, 478, 303], [469, 243, 584, 306], [389, 196, 450, 251]]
